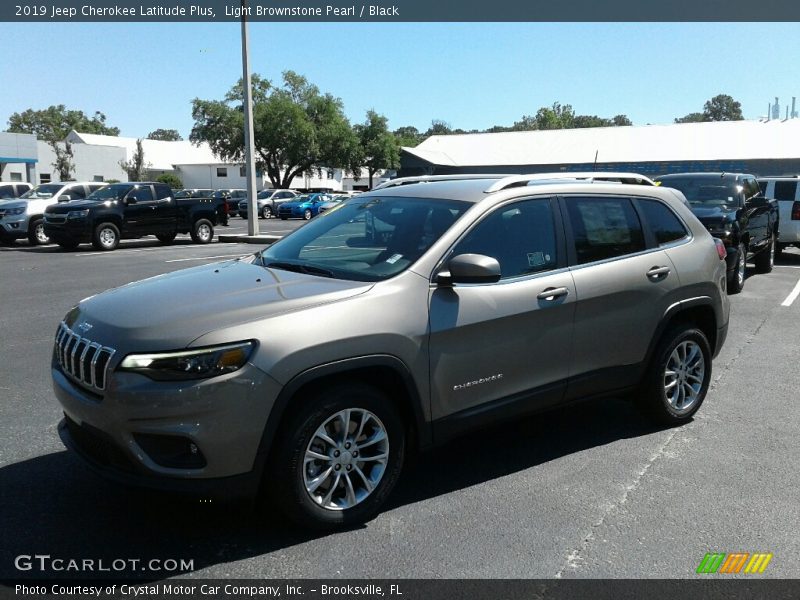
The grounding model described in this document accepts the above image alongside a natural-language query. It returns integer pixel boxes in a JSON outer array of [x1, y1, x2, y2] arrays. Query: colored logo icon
[[697, 553, 773, 574]]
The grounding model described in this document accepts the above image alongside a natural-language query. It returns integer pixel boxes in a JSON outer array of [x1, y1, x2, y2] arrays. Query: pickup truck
[[656, 172, 779, 293], [43, 182, 228, 251]]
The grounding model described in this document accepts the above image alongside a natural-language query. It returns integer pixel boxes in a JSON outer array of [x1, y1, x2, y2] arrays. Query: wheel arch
[[643, 299, 719, 375], [253, 355, 430, 476]]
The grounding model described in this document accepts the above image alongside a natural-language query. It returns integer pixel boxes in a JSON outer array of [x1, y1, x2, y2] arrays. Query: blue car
[[277, 193, 332, 220]]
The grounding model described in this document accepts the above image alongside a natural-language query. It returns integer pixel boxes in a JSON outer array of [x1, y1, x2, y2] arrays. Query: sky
[[2, 22, 800, 139]]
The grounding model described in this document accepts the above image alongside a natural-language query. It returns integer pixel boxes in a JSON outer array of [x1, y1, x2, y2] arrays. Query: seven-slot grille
[[55, 322, 115, 392]]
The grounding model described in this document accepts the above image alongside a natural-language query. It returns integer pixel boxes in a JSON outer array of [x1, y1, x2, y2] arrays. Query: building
[[1, 129, 390, 191], [399, 119, 800, 178]]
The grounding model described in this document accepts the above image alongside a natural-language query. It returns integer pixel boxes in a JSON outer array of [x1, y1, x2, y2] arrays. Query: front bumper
[[43, 218, 92, 243], [52, 359, 283, 498], [0, 217, 29, 240]]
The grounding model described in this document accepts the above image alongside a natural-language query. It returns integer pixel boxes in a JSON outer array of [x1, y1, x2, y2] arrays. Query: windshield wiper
[[265, 261, 334, 278]]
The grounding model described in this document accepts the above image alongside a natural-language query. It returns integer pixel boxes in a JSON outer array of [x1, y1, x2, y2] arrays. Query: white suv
[[758, 177, 800, 254], [0, 182, 106, 245]]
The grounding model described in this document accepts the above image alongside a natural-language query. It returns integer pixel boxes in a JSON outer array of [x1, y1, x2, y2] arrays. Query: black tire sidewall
[[642, 326, 712, 424], [271, 384, 405, 529]]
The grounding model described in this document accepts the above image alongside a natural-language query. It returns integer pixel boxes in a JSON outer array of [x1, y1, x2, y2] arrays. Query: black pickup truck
[[43, 182, 228, 251], [656, 172, 779, 293]]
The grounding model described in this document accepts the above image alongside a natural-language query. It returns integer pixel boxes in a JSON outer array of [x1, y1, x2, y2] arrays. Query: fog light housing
[[133, 433, 207, 469]]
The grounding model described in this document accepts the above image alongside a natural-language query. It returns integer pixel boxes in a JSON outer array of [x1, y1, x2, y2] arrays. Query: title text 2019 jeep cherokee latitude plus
[[52, 173, 729, 529]]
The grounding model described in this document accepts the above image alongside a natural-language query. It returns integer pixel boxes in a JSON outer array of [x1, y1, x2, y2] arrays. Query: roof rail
[[484, 172, 657, 193], [372, 174, 510, 191]]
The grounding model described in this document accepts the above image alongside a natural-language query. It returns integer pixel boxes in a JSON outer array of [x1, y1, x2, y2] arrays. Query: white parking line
[[781, 277, 800, 307], [774, 265, 800, 269], [165, 254, 248, 263]]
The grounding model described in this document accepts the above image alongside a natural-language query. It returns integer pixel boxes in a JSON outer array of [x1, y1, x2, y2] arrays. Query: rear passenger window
[[155, 185, 172, 199], [638, 199, 688, 246], [453, 198, 558, 280], [565, 197, 645, 265], [129, 186, 154, 202], [774, 181, 798, 202]]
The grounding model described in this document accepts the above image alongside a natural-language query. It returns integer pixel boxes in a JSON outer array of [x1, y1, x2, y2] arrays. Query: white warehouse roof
[[403, 119, 800, 167], [66, 131, 219, 171]]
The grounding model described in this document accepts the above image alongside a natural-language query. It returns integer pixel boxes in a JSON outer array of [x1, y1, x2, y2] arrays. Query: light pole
[[241, 0, 259, 236]]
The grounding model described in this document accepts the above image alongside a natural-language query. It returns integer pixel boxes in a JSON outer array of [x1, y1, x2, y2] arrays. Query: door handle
[[647, 266, 671, 280], [537, 287, 569, 301]]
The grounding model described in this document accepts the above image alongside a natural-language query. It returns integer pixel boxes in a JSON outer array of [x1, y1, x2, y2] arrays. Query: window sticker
[[385, 253, 403, 264], [527, 252, 545, 267]]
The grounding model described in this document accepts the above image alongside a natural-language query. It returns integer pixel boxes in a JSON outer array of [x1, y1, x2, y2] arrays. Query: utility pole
[[241, 0, 259, 236]]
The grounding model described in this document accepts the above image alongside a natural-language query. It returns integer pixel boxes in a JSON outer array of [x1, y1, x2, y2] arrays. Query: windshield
[[87, 185, 132, 200], [258, 195, 469, 282], [257, 190, 277, 199], [293, 194, 314, 202], [658, 177, 740, 208], [19, 184, 64, 200]]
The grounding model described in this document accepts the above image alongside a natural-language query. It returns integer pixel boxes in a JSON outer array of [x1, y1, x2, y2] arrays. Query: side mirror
[[437, 253, 502, 286], [125, 196, 137, 205], [747, 196, 768, 208], [58, 194, 72, 202]]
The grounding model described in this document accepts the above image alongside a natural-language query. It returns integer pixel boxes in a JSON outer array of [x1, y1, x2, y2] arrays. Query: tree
[[156, 173, 183, 189], [674, 112, 706, 124], [119, 139, 150, 181], [355, 110, 400, 189], [703, 94, 743, 121], [52, 141, 75, 181], [7, 105, 119, 142], [675, 94, 744, 123], [424, 120, 453, 137], [612, 114, 632, 127], [393, 126, 423, 147], [190, 71, 362, 189], [147, 128, 183, 141], [534, 102, 576, 130]]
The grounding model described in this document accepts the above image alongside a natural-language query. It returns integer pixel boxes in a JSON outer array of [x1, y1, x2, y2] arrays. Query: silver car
[[52, 173, 729, 529]]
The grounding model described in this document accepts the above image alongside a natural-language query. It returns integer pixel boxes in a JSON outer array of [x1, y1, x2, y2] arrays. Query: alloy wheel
[[35, 223, 50, 244], [663, 340, 705, 413], [99, 227, 116, 248]]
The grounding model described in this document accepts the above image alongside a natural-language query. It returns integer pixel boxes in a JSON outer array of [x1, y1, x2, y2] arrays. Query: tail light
[[792, 201, 800, 221], [713, 238, 727, 260]]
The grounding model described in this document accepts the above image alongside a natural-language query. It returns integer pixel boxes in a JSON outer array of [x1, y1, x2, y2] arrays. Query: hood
[[46, 199, 116, 213], [690, 205, 739, 226], [0, 199, 27, 211], [65, 259, 373, 352]]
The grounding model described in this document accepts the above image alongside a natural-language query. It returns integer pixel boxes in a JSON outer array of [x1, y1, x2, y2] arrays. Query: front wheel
[[303, 208, 313, 220], [190, 219, 214, 244], [261, 205, 273, 219], [727, 242, 746, 294], [28, 218, 50, 245], [268, 383, 405, 530], [637, 325, 712, 425], [754, 234, 775, 274], [92, 222, 120, 251]]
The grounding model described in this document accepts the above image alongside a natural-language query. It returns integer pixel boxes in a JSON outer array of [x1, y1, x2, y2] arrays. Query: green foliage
[[393, 125, 423, 147], [156, 173, 183, 189], [191, 71, 361, 189], [7, 105, 119, 143], [119, 139, 150, 181], [105, 179, 120, 184], [52, 141, 75, 181], [424, 120, 453, 136], [147, 128, 183, 141], [355, 110, 400, 189], [675, 94, 744, 123]]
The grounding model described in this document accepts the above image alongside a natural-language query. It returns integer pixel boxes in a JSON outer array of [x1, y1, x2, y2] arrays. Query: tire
[[91, 222, 120, 251], [57, 240, 80, 251], [303, 208, 313, 221], [726, 242, 746, 294], [637, 325, 712, 426], [28, 218, 50, 246], [776, 243, 785, 258], [261, 205, 272, 219], [280, 216, 288, 221], [156, 232, 177, 244], [754, 234, 776, 274], [268, 383, 406, 530], [191, 218, 214, 244]]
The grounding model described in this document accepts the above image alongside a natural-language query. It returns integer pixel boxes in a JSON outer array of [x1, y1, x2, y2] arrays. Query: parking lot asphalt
[[1, 234, 799, 580]]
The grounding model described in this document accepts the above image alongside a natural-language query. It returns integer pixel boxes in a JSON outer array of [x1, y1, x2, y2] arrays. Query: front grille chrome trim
[[54, 321, 116, 394]]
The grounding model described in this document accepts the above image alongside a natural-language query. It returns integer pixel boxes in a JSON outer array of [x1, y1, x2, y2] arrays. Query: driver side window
[[452, 198, 558, 280], [129, 186, 154, 202]]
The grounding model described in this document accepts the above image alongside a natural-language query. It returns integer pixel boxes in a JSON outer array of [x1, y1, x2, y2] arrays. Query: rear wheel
[[261, 205, 272, 219], [156, 232, 177, 244], [754, 234, 775, 274], [268, 383, 405, 530], [191, 219, 214, 244], [92, 222, 120, 251], [28, 218, 50, 245], [637, 325, 711, 425], [727, 242, 746, 294]]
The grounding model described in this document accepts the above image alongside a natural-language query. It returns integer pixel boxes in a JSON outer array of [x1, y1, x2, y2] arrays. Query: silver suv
[[238, 189, 297, 219], [52, 173, 729, 529]]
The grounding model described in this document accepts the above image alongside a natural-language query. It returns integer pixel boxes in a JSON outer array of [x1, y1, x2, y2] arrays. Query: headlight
[[118, 341, 255, 381], [67, 209, 90, 220], [5, 207, 26, 216]]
